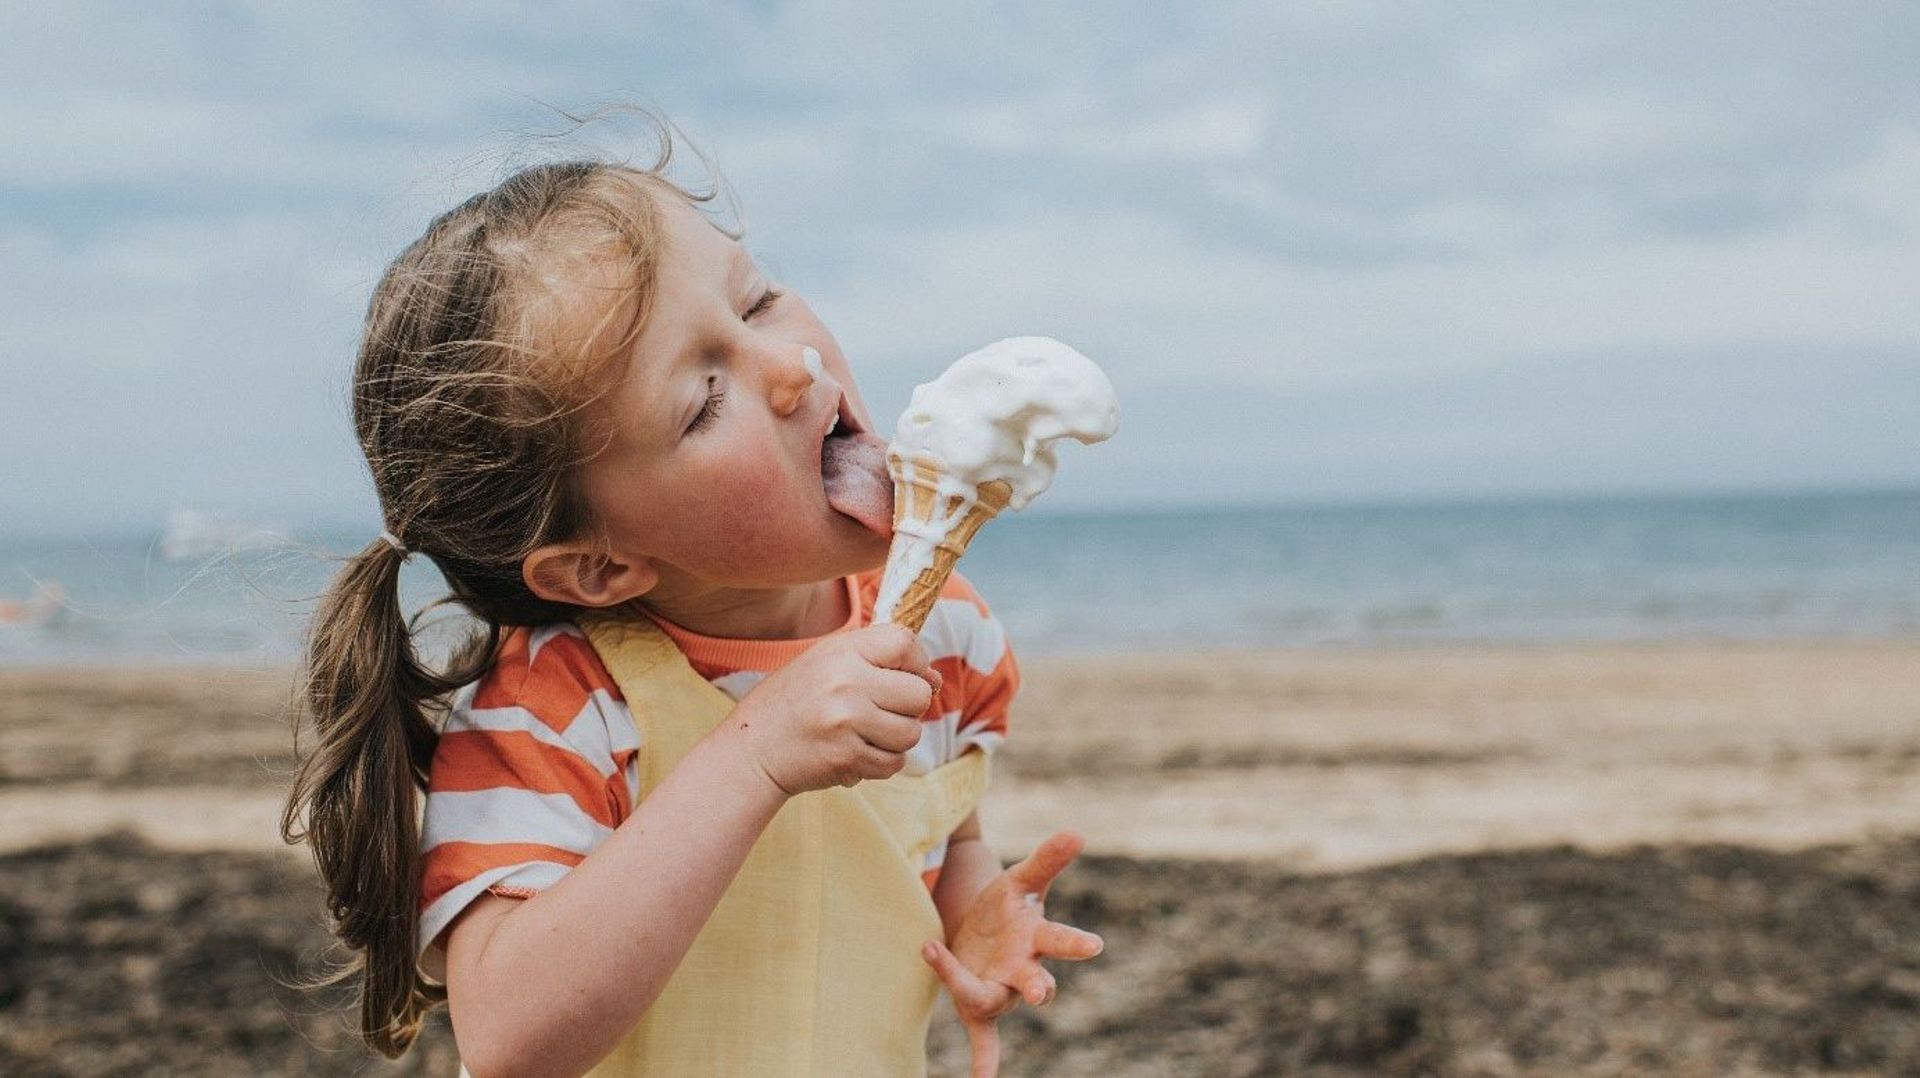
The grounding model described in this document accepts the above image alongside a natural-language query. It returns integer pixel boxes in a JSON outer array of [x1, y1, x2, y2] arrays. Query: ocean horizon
[[2, 485, 1916, 667]]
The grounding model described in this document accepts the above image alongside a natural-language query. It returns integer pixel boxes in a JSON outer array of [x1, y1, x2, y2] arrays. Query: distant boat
[[159, 509, 286, 562], [0, 580, 63, 629]]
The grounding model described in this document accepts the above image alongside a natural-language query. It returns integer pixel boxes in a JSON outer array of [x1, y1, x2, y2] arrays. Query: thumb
[[855, 621, 918, 667]]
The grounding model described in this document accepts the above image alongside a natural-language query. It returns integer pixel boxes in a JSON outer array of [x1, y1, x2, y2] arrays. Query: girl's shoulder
[[463, 623, 624, 719], [421, 622, 640, 964]]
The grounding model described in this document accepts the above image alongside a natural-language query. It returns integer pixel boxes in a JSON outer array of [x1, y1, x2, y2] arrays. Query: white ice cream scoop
[[874, 336, 1119, 629], [891, 336, 1119, 510]]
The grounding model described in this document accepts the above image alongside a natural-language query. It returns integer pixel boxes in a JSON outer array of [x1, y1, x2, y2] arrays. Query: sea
[[1, 488, 1915, 667]]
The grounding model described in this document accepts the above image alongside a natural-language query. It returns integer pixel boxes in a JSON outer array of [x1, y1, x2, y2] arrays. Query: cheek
[[699, 465, 787, 530], [681, 448, 816, 550], [674, 476, 827, 581]]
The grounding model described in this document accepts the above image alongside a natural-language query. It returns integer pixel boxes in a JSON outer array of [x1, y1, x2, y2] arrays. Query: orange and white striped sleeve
[[417, 624, 640, 959], [892, 570, 1018, 889], [918, 570, 1018, 762]]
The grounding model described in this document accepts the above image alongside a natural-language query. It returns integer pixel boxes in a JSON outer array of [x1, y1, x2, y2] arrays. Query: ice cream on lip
[[874, 336, 1120, 630]]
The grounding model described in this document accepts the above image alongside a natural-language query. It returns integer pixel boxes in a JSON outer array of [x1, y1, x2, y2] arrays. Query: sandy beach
[[6, 642, 1918, 866], [5, 641, 1920, 1075]]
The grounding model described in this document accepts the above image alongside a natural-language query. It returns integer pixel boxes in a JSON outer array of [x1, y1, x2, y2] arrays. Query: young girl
[[282, 151, 1103, 1077]]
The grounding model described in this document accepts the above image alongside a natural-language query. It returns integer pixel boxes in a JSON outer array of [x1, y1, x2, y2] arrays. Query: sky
[[2, 1, 1917, 537]]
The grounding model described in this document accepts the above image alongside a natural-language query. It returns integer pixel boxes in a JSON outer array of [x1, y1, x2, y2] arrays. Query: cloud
[[2, 1, 1916, 534]]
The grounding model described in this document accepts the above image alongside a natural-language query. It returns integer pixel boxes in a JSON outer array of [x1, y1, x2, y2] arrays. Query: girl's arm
[[445, 623, 939, 1078], [933, 809, 1001, 940], [444, 725, 783, 1078]]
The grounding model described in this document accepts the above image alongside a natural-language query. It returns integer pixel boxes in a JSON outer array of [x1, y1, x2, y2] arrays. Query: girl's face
[[568, 194, 893, 597]]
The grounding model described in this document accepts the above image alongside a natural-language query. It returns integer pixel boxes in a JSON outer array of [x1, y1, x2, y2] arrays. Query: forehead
[[653, 194, 745, 280], [627, 196, 753, 358], [590, 197, 754, 417], [550, 193, 744, 357]]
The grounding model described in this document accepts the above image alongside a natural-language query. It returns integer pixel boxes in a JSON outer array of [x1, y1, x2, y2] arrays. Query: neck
[[638, 576, 850, 640]]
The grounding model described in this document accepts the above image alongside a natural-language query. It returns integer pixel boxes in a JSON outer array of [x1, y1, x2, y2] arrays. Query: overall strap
[[573, 609, 988, 1077]]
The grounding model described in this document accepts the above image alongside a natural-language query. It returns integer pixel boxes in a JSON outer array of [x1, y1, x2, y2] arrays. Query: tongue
[[822, 432, 896, 538]]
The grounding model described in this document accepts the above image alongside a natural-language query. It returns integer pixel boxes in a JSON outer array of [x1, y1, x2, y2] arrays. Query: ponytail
[[281, 537, 482, 1056], [288, 156, 688, 1055]]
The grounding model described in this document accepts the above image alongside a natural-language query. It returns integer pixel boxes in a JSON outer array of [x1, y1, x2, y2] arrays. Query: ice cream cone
[[874, 451, 1013, 633]]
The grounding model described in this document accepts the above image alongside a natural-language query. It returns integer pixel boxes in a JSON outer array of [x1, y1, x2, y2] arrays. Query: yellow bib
[[576, 611, 989, 1077]]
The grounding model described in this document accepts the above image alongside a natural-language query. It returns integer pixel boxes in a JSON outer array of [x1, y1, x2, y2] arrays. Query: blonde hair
[[282, 147, 716, 1056]]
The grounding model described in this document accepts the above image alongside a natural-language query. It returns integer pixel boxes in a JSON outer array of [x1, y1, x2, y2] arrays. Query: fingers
[[853, 705, 923, 754], [857, 624, 942, 696], [965, 1014, 1001, 1078], [897, 640, 939, 696], [922, 948, 1011, 1078], [854, 622, 920, 667], [849, 743, 909, 782], [1022, 966, 1057, 1008], [1034, 920, 1105, 961], [1007, 830, 1087, 896], [922, 940, 1011, 1018], [869, 666, 937, 719]]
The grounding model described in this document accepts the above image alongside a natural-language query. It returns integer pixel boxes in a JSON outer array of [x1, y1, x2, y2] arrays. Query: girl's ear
[[521, 543, 659, 608]]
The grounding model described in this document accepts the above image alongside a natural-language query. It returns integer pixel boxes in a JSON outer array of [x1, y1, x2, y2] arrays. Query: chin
[[827, 522, 890, 575], [738, 523, 886, 589]]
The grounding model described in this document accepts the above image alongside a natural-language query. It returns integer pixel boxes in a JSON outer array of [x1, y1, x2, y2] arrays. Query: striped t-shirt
[[417, 569, 1017, 957]]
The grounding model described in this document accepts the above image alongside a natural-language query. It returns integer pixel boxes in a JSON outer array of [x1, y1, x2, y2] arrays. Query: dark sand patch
[[7, 834, 1920, 1077]]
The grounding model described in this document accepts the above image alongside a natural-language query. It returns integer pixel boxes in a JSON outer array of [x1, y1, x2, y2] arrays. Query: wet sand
[[3, 641, 1919, 1075]]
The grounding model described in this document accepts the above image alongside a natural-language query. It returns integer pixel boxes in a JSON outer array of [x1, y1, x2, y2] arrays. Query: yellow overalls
[[575, 611, 989, 1077]]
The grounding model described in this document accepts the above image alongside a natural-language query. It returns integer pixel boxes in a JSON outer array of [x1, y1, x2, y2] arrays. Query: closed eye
[[686, 375, 726, 435], [743, 287, 783, 320]]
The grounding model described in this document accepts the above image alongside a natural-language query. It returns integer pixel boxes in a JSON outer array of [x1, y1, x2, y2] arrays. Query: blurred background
[[2, 3, 1916, 1075]]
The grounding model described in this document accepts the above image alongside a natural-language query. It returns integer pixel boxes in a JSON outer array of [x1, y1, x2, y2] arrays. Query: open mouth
[[820, 393, 894, 538]]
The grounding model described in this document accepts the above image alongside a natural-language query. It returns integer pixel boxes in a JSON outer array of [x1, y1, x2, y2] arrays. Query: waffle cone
[[876, 454, 1013, 633]]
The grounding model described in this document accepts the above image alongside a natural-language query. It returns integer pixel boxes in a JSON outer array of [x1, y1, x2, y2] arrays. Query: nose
[[766, 344, 820, 418]]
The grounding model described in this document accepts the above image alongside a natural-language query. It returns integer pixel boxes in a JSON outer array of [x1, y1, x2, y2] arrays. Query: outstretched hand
[[921, 831, 1105, 1078]]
